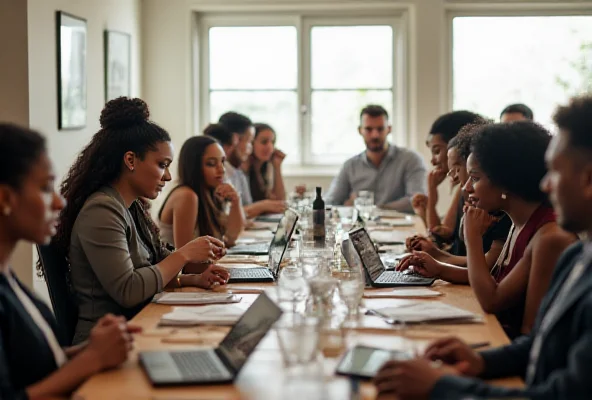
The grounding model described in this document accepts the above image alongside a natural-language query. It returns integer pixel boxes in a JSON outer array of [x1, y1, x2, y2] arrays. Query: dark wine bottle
[[312, 186, 325, 243]]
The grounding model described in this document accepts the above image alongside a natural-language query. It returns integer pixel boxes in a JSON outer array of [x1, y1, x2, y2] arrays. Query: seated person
[[158, 135, 245, 248], [0, 123, 137, 399], [54, 97, 229, 344], [373, 95, 592, 400], [324, 104, 427, 213], [246, 123, 286, 202], [404, 121, 575, 338], [412, 110, 484, 241], [402, 122, 511, 265], [217, 113, 286, 217], [500, 103, 534, 123]]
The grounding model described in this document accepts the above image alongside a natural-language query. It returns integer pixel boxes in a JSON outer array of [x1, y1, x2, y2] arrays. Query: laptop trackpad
[[141, 351, 184, 383]]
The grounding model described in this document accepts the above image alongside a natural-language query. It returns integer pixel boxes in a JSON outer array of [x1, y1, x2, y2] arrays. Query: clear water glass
[[278, 265, 308, 314], [275, 314, 320, 368]]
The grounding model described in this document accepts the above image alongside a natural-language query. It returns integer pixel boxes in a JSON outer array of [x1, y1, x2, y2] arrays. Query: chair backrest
[[36, 244, 78, 346]]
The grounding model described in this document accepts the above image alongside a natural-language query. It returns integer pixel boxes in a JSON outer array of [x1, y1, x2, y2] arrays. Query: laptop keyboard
[[171, 351, 226, 379], [229, 268, 272, 279], [376, 271, 434, 284]]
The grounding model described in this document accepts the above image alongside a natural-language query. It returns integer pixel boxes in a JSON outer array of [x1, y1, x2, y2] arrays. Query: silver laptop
[[140, 293, 282, 386], [227, 209, 299, 283]]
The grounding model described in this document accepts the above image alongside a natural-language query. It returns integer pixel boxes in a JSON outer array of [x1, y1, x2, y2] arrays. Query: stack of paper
[[154, 292, 241, 305], [372, 301, 480, 324], [372, 209, 409, 219], [247, 221, 278, 231], [160, 304, 246, 326], [218, 255, 268, 265]]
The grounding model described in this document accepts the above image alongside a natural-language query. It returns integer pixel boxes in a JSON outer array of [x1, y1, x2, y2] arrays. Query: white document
[[374, 301, 479, 323], [364, 289, 442, 298], [160, 304, 246, 326], [218, 255, 268, 264], [368, 229, 410, 244], [238, 230, 274, 240], [247, 221, 278, 231], [154, 292, 241, 305]]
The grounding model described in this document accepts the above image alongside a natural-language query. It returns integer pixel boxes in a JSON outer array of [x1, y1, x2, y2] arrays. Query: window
[[202, 16, 402, 167], [453, 16, 592, 129]]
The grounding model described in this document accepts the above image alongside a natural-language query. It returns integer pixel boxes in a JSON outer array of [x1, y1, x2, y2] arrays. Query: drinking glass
[[275, 314, 320, 368], [278, 264, 308, 314]]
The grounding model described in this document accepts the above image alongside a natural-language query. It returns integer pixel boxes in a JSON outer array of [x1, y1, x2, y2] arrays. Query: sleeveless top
[[492, 204, 556, 338]]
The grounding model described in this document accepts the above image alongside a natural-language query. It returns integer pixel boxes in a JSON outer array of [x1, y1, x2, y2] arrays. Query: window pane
[[209, 26, 297, 90], [453, 16, 592, 129], [311, 26, 393, 89], [310, 90, 393, 163], [210, 91, 299, 162]]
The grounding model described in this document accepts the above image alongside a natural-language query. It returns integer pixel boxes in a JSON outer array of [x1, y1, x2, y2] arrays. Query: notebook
[[154, 292, 241, 305], [160, 305, 246, 326], [371, 301, 480, 324]]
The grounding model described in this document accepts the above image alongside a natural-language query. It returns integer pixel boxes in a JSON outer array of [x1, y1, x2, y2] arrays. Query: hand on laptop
[[423, 337, 485, 377], [405, 235, 437, 256], [194, 264, 230, 289], [396, 251, 441, 278]]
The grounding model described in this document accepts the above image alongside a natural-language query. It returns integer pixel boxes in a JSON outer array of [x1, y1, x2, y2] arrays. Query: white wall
[[0, 0, 33, 288], [142, 0, 448, 212], [26, 0, 142, 297]]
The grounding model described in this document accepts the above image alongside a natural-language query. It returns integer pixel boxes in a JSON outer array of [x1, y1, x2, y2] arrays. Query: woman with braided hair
[[54, 97, 229, 344]]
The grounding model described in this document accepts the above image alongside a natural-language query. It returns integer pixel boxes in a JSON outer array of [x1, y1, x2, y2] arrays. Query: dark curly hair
[[553, 95, 592, 152], [53, 97, 171, 258], [429, 110, 483, 143], [470, 121, 551, 203], [0, 123, 46, 189], [448, 117, 492, 161]]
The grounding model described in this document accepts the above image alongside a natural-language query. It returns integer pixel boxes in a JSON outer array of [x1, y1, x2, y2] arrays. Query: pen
[[469, 341, 490, 349]]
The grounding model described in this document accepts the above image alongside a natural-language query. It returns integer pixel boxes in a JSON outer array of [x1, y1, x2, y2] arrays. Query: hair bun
[[100, 97, 150, 129]]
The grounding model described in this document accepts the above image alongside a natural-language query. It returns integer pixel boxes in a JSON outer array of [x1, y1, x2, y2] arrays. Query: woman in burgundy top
[[462, 122, 576, 339]]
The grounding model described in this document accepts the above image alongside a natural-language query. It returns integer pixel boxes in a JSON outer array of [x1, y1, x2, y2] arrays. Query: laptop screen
[[341, 236, 365, 277], [217, 293, 282, 372], [349, 227, 386, 282], [268, 209, 298, 275]]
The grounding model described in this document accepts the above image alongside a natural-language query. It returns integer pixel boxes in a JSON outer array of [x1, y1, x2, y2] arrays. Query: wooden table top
[[75, 218, 523, 400]]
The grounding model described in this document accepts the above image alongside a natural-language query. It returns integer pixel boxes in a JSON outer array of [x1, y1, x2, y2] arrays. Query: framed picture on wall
[[104, 30, 131, 102], [56, 11, 87, 130]]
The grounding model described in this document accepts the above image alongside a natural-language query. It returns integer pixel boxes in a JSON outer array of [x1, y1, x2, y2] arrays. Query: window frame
[[197, 11, 409, 171], [444, 5, 592, 114]]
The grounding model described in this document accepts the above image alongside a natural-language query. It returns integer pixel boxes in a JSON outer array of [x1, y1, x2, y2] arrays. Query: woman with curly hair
[[158, 134, 245, 250], [403, 122, 576, 337], [0, 123, 138, 398], [401, 122, 512, 276], [54, 97, 229, 344]]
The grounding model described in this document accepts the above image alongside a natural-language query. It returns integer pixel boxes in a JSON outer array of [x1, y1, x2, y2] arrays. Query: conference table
[[76, 216, 523, 400]]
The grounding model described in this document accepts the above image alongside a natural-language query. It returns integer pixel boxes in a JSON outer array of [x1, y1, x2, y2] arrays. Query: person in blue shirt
[[324, 104, 427, 213]]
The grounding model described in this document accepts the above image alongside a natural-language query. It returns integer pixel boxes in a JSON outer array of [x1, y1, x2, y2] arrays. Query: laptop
[[226, 210, 298, 283], [140, 292, 282, 386], [335, 345, 412, 380], [226, 209, 298, 256], [348, 227, 436, 287]]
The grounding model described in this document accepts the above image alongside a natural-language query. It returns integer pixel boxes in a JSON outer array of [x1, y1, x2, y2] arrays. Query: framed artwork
[[56, 11, 87, 130], [104, 30, 131, 101]]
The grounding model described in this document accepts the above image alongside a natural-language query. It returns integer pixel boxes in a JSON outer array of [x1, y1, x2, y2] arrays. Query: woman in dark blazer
[[0, 123, 136, 399]]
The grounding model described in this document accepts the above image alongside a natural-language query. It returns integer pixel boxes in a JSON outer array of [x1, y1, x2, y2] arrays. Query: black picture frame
[[56, 11, 87, 130], [104, 30, 131, 102]]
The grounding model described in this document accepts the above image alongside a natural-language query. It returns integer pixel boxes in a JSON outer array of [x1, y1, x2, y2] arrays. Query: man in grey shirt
[[325, 105, 427, 213]]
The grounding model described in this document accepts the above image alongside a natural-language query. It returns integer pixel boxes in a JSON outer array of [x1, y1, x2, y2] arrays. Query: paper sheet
[[373, 301, 479, 323], [364, 288, 442, 298], [368, 229, 410, 244], [160, 304, 246, 326], [154, 292, 241, 305]]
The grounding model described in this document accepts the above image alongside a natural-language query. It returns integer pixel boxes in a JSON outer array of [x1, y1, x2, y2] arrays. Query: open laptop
[[140, 292, 282, 386], [349, 227, 436, 287], [227, 209, 298, 256], [226, 210, 298, 283]]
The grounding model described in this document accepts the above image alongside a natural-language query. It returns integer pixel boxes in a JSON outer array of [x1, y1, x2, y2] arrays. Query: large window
[[453, 15, 592, 129], [202, 16, 402, 167]]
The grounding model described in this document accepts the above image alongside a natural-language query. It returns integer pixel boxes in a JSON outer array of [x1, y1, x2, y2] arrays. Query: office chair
[[36, 244, 78, 346]]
